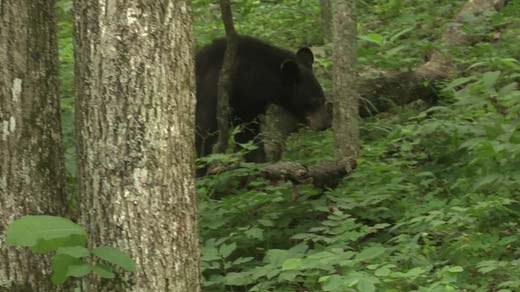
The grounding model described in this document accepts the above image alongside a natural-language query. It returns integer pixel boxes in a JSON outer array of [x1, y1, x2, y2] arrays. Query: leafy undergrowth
[[196, 1, 520, 291], [198, 69, 520, 292]]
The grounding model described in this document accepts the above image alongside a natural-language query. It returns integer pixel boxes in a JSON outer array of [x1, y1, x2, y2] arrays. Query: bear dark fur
[[195, 35, 329, 161]]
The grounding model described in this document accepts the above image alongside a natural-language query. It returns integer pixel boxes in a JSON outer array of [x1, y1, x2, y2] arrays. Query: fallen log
[[260, 158, 357, 188], [358, 70, 439, 117], [203, 157, 356, 191]]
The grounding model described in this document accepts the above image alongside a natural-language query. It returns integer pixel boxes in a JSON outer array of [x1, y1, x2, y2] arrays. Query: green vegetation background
[[56, 0, 520, 291]]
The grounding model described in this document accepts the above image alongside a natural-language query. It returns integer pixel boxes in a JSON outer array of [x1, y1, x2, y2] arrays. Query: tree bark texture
[[0, 0, 67, 291], [215, 0, 238, 154], [261, 158, 357, 188], [74, 1, 200, 291], [331, 0, 359, 159]]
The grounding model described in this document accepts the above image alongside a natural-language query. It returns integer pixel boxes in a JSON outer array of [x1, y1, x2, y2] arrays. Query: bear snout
[[306, 104, 331, 130]]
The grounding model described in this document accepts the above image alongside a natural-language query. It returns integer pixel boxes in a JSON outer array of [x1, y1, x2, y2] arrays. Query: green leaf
[[359, 33, 384, 45], [375, 267, 391, 276], [279, 270, 300, 281], [201, 246, 220, 262], [92, 264, 115, 279], [498, 82, 518, 96], [481, 71, 501, 89], [389, 26, 414, 42], [355, 246, 386, 262], [383, 45, 405, 57], [67, 264, 92, 278], [444, 76, 477, 91], [357, 278, 376, 292], [7, 216, 87, 249], [258, 219, 274, 227], [405, 267, 426, 278], [232, 256, 254, 265], [56, 246, 90, 258], [224, 271, 253, 285], [219, 242, 237, 258], [33, 234, 88, 253], [245, 227, 264, 240], [92, 247, 136, 272], [499, 58, 519, 69], [472, 174, 501, 191], [51, 254, 83, 284], [264, 249, 291, 266], [477, 261, 501, 274], [321, 275, 344, 291], [468, 62, 487, 70], [282, 258, 303, 270], [447, 266, 464, 273]]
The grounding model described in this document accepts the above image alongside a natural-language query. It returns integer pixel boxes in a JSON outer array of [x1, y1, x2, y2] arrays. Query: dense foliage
[[56, 0, 520, 291]]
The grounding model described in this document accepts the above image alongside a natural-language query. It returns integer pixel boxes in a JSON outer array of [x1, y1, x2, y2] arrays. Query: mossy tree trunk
[[74, 1, 200, 291], [331, 0, 359, 159], [0, 0, 67, 290]]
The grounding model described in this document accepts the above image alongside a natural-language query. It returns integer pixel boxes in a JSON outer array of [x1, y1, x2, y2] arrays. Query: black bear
[[196, 35, 329, 162]]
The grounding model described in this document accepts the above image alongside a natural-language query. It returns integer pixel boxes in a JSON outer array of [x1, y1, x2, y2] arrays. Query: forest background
[[52, 0, 520, 291]]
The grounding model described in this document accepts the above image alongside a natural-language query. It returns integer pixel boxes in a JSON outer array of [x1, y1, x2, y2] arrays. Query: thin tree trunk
[[331, 0, 359, 159], [0, 0, 67, 291], [74, 1, 200, 291], [215, 0, 239, 154]]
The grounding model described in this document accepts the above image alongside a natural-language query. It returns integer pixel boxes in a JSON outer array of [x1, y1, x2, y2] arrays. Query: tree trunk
[[215, 0, 238, 154], [331, 0, 359, 159], [74, 1, 201, 291], [0, 0, 67, 291]]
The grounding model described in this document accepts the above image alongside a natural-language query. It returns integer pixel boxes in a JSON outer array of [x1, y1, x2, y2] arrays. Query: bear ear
[[296, 47, 314, 68], [280, 60, 300, 85]]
